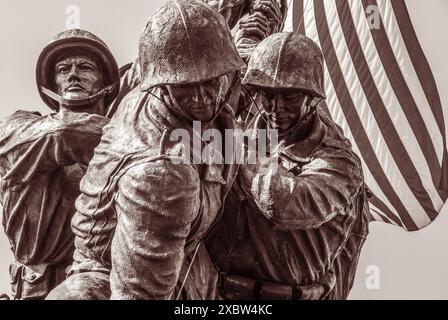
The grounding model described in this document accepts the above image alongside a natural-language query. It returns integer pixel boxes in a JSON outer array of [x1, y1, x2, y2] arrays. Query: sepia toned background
[[0, 0, 447, 299]]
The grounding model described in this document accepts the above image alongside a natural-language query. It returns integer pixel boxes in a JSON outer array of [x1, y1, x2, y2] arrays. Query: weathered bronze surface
[[47, 0, 244, 300], [0, 29, 119, 299], [206, 32, 370, 300], [1, 1, 366, 301]]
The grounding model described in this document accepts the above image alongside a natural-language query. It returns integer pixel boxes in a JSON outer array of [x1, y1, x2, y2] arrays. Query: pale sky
[[0, 0, 447, 299]]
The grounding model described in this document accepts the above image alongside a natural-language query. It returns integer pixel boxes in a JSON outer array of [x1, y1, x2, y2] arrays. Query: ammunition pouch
[[9, 261, 70, 300]]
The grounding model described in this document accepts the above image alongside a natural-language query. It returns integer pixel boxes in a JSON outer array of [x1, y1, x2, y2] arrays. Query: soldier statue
[[206, 32, 370, 300], [0, 29, 119, 299], [47, 0, 245, 300]]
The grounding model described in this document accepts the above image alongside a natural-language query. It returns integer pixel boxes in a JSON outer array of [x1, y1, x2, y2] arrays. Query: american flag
[[283, 0, 448, 231]]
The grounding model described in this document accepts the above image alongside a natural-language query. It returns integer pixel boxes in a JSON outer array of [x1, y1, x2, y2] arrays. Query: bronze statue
[[112, 0, 288, 111], [0, 29, 119, 299], [206, 32, 370, 300], [201, 0, 288, 61], [46, 0, 244, 300], [0, 1, 370, 301]]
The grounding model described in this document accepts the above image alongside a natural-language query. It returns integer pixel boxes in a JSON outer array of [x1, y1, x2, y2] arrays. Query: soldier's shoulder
[[314, 114, 364, 176], [13, 110, 43, 117], [0, 110, 42, 123], [115, 86, 142, 114], [0, 110, 47, 137], [37, 111, 109, 138], [118, 158, 200, 197], [318, 113, 357, 154]]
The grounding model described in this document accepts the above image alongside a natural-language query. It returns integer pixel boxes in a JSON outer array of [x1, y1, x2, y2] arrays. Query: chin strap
[[241, 86, 275, 130], [40, 82, 118, 108], [207, 71, 241, 123]]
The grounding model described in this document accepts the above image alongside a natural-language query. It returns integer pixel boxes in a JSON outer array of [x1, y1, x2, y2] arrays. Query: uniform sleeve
[[241, 147, 364, 230], [110, 160, 200, 300], [0, 110, 108, 188], [202, 0, 251, 29], [203, 0, 288, 32]]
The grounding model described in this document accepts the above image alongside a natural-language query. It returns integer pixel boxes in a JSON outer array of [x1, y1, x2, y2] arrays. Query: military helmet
[[242, 32, 326, 99], [139, 0, 245, 91], [36, 29, 120, 110]]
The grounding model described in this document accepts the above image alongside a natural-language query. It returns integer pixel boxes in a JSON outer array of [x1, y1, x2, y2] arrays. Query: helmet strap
[[241, 86, 275, 130], [282, 95, 319, 140], [40, 82, 118, 109], [208, 71, 240, 123]]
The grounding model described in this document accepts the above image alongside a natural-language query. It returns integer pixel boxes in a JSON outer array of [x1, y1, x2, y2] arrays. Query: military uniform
[[0, 111, 108, 300], [207, 110, 369, 299], [47, 0, 244, 300], [206, 33, 370, 300]]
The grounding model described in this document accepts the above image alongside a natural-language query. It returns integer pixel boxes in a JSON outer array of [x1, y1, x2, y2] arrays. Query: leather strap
[[220, 270, 336, 300], [40, 82, 118, 108]]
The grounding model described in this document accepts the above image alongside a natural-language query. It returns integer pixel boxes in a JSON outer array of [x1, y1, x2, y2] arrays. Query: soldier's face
[[54, 54, 103, 101], [260, 89, 308, 135], [168, 77, 223, 121]]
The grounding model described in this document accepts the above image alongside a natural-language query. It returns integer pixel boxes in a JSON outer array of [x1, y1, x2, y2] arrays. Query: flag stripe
[[290, 0, 446, 230], [293, 0, 305, 34], [317, 0, 433, 228], [370, 196, 396, 226], [373, 0, 445, 159], [333, 0, 439, 220], [390, 0, 446, 140], [388, 0, 448, 198], [321, 71, 405, 227], [308, 0, 419, 230], [361, 0, 445, 210], [370, 204, 393, 225], [378, 0, 447, 198], [360, 0, 444, 200], [369, 207, 385, 224]]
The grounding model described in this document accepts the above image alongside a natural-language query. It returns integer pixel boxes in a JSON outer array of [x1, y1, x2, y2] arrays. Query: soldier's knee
[[46, 272, 110, 300]]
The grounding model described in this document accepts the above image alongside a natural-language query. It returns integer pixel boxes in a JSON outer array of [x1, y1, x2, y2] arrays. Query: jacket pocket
[[9, 262, 53, 300]]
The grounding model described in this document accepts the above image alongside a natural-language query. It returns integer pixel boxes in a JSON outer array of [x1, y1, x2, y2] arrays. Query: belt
[[219, 271, 336, 300]]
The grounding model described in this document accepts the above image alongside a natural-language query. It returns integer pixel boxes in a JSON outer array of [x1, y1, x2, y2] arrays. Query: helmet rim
[[242, 32, 327, 100]]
